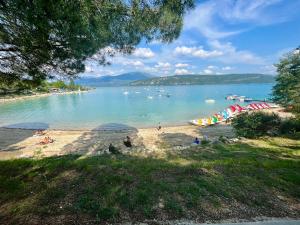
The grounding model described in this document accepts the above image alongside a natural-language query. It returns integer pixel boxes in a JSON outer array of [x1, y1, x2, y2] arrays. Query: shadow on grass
[[0, 141, 299, 225]]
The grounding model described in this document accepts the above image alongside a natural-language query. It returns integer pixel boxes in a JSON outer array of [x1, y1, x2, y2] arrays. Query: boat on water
[[238, 96, 253, 102], [226, 95, 253, 102], [205, 99, 215, 103], [226, 95, 238, 100]]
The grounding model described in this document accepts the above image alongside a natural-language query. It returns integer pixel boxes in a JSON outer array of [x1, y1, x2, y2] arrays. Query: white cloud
[[207, 65, 217, 69], [208, 40, 264, 64], [133, 48, 155, 58], [85, 65, 94, 73], [123, 60, 144, 67], [174, 46, 223, 58], [183, 0, 298, 40], [203, 69, 213, 74], [175, 63, 189, 68], [262, 65, 277, 74], [184, 1, 242, 39], [155, 62, 171, 70], [175, 69, 190, 75], [222, 66, 232, 71], [220, 0, 288, 24]]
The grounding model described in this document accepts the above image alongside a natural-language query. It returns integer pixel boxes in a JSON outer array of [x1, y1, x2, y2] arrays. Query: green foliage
[[1, 140, 300, 223], [273, 47, 300, 113], [48, 80, 83, 91], [49, 80, 67, 89], [279, 118, 300, 135], [232, 112, 281, 138], [0, 0, 194, 83], [201, 139, 211, 145]]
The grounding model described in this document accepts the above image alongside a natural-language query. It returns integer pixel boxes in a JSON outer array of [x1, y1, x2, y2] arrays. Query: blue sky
[[83, 0, 300, 77]]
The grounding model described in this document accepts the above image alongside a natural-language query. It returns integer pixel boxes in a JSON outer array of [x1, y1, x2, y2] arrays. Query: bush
[[279, 118, 300, 134], [232, 112, 281, 138]]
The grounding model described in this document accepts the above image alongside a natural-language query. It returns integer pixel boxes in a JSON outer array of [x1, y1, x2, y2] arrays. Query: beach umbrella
[[202, 118, 208, 126], [207, 118, 213, 125], [257, 103, 264, 109], [235, 104, 244, 112], [212, 116, 218, 124], [221, 110, 229, 119], [226, 108, 234, 117], [229, 105, 237, 113], [196, 119, 202, 126], [216, 113, 224, 121], [260, 103, 268, 109], [246, 104, 254, 110], [250, 103, 259, 110], [264, 102, 270, 108]]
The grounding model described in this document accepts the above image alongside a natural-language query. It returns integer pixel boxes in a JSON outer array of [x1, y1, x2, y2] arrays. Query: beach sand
[[0, 124, 234, 160], [0, 90, 88, 104], [0, 107, 293, 160]]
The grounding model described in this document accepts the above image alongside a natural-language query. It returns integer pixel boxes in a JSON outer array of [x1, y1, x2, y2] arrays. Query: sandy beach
[[0, 90, 89, 104], [0, 107, 293, 160]]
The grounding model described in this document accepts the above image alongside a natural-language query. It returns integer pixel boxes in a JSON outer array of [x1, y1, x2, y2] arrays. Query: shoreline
[[0, 107, 294, 160], [0, 123, 234, 160], [0, 107, 293, 131], [0, 90, 89, 104]]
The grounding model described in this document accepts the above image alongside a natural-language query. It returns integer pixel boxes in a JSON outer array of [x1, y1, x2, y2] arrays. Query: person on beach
[[157, 122, 162, 131], [109, 143, 119, 154], [39, 136, 54, 145], [123, 136, 132, 147], [34, 130, 46, 136], [193, 137, 200, 145]]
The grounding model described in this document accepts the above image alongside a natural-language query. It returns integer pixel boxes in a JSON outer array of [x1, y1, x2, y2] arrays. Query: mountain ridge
[[75, 72, 153, 86], [129, 74, 276, 86]]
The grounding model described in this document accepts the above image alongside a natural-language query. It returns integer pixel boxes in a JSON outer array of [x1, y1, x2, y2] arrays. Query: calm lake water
[[0, 84, 273, 130]]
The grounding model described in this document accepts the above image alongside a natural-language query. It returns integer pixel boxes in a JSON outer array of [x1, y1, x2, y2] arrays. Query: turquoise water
[[0, 84, 273, 130]]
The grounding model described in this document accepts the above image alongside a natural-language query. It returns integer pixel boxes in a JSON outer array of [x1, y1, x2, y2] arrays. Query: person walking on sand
[[157, 122, 162, 132]]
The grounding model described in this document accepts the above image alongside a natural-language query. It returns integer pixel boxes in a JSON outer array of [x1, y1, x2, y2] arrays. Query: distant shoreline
[[0, 90, 89, 104]]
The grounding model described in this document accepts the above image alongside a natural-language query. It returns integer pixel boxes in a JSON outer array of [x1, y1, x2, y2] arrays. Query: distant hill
[[129, 74, 275, 86], [76, 72, 153, 86]]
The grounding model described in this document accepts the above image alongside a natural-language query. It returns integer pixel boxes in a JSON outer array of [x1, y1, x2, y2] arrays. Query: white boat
[[205, 99, 215, 103], [226, 95, 238, 100], [123, 91, 129, 95]]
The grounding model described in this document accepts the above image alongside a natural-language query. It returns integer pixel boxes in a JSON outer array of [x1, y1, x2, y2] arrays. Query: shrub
[[279, 118, 300, 134], [232, 112, 281, 138], [201, 139, 211, 145]]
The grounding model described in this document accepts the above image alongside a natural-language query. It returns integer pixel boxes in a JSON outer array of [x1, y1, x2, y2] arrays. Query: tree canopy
[[0, 0, 194, 85], [272, 47, 300, 113]]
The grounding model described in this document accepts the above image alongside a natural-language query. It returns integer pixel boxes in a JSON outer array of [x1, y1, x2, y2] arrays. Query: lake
[[0, 84, 273, 130]]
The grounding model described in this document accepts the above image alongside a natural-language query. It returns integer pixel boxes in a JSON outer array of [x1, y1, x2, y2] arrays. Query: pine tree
[[273, 47, 300, 113]]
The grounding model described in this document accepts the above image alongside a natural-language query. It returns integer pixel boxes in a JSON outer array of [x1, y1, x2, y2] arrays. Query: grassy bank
[[0, 137, 299, 224]]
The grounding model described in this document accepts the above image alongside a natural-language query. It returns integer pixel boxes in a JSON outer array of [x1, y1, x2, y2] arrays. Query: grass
[[0, 137, 299, 224]]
